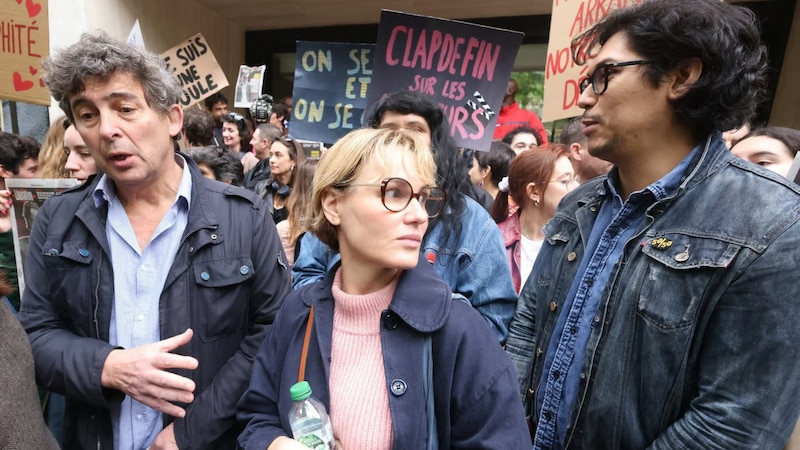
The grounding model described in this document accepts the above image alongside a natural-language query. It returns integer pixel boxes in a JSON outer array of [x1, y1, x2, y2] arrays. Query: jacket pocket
[[637, 233, 740, 330], [192, 257, 254, 341], [41, 239, 95, 333]]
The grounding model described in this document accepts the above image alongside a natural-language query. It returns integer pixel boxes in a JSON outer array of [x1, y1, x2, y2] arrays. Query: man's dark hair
[[0, 132, 40, 175], [183, 108, 215, 147], [502, 126, 543, 147], [558, 117, 587, 146], [254, 123, 282, 144], [475, 140, 516, 186], [742, 126, 800, 158], [204, 92, 228, 111], [365, 91, 468, 244], [272, 102, 289, 121], [571, 0, 768, 139], [187, 146, 244, 185]]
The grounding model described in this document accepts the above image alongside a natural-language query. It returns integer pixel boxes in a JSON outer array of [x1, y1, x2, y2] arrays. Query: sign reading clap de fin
[[368, 10, 523, 151], [161, 33, 228, 108], [542, 0, 643, 122], [0, 0, 50, 106]]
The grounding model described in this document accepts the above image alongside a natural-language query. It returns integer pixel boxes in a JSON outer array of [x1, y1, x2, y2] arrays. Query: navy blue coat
[[19, 158, 291, 449], [238, 255, 531, 449]]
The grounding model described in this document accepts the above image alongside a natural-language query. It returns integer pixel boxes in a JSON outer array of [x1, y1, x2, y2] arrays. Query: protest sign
[[0, 0, 50, 106], [290, 41, 375, 144], [234, 65, 266, 108], [127, 19, 144, 48], [296, 139, 324, 159], [7, 178, 79, 296], [161, 33, 229, 108], [368, 10, 523, 151], [542, 0, 643, 122]]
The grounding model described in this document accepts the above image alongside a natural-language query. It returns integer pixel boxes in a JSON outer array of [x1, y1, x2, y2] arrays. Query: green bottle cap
[[290, 381, 312, 401]]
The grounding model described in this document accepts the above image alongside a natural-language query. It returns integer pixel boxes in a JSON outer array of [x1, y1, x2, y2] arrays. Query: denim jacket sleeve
[[505, 273, 538, 401], [422, 198, 517, 344], [648, 217, 800, 449], [291, 232, 340, 289]]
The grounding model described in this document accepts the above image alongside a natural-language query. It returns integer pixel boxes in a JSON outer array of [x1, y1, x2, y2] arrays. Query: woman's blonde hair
[[38, 116, 70, 179], [309, 128, 436, 252]]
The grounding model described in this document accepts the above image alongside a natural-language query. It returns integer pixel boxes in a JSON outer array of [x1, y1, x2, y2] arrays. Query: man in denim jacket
[[505, 1, 800, 448]]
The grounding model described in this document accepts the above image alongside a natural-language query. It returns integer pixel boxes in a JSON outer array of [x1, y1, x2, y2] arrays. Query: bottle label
[[297, 433, 328, 449]]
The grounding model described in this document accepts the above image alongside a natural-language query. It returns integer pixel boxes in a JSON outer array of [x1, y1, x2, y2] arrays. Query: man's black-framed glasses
[[338, 177, 446, 219], [579, 60, 651, 96]]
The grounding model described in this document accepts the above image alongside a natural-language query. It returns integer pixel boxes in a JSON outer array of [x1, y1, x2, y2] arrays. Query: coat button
[[383, 312, 398, 330], [210, 233, 218, 240], [567, 252, 577, 261], [200, 271, 210, 281], [79, 249, 90, 257], [189, 246, 194, 253], [240, 265, 250, 275], [536, 347, 543, 357], [46, 248, 59, 256], [549, 301, 557, 311], [390, 379, 407, 396]]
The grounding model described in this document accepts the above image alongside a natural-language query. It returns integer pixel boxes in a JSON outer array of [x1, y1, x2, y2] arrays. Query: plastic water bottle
[[288, 381, 336, 450]]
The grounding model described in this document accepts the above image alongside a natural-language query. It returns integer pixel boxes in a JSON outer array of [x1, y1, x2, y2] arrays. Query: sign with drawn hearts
[[0, 0, 50, 106]]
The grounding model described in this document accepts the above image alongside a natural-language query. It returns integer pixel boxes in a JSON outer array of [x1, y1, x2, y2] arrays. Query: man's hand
[[150, 423, 179, 450], [101, 328, 199, 417]]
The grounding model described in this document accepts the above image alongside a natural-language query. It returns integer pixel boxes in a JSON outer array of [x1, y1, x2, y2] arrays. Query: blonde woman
[[238, 128, 530, 450]]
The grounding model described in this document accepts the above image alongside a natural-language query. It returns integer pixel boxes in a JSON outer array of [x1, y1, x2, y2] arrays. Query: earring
[[479, 180, 484, 187], [534, 199, 540, 207], [291, 165, 295, 171]]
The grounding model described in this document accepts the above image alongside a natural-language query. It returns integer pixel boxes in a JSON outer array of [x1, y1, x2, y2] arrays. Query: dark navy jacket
[[238, 255, 531, 449], [19, 158, 291, 449]]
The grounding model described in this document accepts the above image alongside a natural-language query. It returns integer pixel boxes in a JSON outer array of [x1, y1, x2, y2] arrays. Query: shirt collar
[[93, 153, 192, 209], [603, 144, 701, 204]]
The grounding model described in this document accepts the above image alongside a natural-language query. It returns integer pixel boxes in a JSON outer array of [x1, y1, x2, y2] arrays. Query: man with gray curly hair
[[18, 31, 290, 449]]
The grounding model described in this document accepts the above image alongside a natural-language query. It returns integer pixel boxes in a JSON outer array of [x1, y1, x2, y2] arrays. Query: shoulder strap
[[298, 305, 315, 382]]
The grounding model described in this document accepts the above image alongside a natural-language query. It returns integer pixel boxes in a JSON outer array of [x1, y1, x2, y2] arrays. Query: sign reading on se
[[290, 41, 375, 145]]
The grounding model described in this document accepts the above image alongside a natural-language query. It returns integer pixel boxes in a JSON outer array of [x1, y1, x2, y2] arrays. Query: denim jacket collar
[[569, 133, 729, 212]]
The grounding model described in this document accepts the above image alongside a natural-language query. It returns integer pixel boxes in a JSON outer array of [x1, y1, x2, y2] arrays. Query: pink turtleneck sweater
[[329, 269, 397, 450]]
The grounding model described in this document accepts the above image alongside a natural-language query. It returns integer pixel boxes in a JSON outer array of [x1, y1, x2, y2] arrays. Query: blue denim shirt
[[292, 194, 517, 343], [535, 147, 697, 449], [506, 134, 800, 448]]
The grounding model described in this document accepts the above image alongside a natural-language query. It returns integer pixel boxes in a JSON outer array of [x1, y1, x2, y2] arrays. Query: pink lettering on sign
[[385, 25, 501, 82]]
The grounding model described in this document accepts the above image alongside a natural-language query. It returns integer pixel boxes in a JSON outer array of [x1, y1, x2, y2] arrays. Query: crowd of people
[[2, 0, 800, 448]]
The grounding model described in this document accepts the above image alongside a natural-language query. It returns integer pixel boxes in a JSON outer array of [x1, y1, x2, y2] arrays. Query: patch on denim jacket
[[648, 237, 673, 250]]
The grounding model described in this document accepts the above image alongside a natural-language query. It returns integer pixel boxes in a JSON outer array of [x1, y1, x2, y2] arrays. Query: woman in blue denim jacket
[[292, 91, 516, 344]]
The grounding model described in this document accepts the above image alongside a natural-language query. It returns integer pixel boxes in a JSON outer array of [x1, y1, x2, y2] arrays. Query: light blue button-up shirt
[[95, 156, 192, 450], [534, 147, 699, 449]]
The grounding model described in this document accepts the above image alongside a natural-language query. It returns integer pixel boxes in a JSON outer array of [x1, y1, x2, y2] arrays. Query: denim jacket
[[293, 195, 517, 343], [506, 134, 800, 449]]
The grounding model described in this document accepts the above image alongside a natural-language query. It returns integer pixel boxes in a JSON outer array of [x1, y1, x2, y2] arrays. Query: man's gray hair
[[42, 31, 181, 123]]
